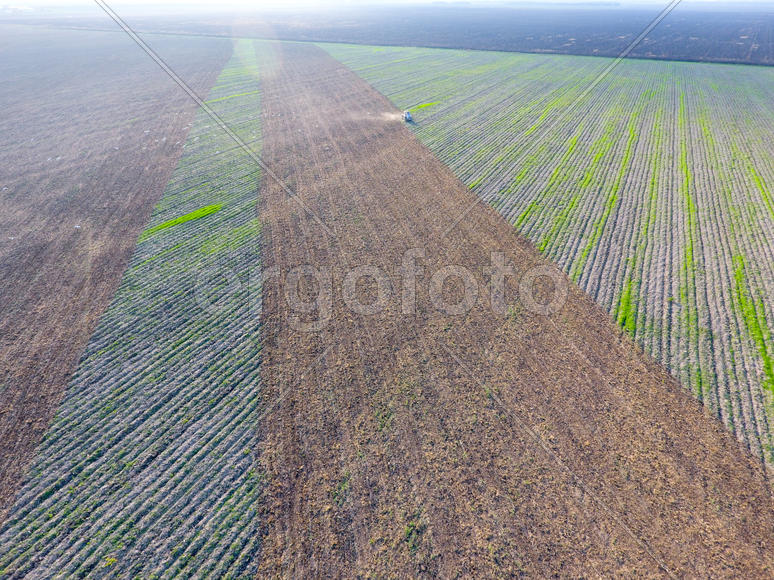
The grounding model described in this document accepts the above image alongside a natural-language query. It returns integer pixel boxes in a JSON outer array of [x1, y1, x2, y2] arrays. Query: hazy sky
[[6, 0, 753, 7], [5, 0, 769, 16]]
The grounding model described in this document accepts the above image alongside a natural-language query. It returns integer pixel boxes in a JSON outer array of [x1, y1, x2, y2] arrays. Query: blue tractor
[[403, 110, 413, 123]]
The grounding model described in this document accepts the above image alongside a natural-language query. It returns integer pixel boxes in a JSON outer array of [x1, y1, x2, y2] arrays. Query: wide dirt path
[[257, 41, 774, 577]]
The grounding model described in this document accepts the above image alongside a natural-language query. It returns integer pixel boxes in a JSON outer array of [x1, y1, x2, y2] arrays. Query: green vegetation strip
[[734, 256, 774, 399], [139, 204, 222, 241], [409, 101, 439, 112]]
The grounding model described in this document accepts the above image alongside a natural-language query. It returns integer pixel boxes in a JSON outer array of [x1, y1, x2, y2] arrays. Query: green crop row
[[139, 203, 222, 241]]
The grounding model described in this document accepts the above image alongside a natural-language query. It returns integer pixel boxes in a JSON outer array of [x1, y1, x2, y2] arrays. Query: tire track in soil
[[256, 41, 774, 577]]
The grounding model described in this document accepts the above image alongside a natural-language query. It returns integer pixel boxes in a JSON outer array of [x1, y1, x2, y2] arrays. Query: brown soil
[[0, 26, 230, 520], [256, 41, 774, 578]]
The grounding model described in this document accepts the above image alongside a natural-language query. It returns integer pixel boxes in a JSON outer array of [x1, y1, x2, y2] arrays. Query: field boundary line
[[93, 0, 336, 239], [440, 341, 678, 579], [442, 0, 684, 239]]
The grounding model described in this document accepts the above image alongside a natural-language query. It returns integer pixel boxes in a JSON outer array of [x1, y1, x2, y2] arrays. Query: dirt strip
[[256, 41, 774, 577], [0, 27, 230, 520]]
